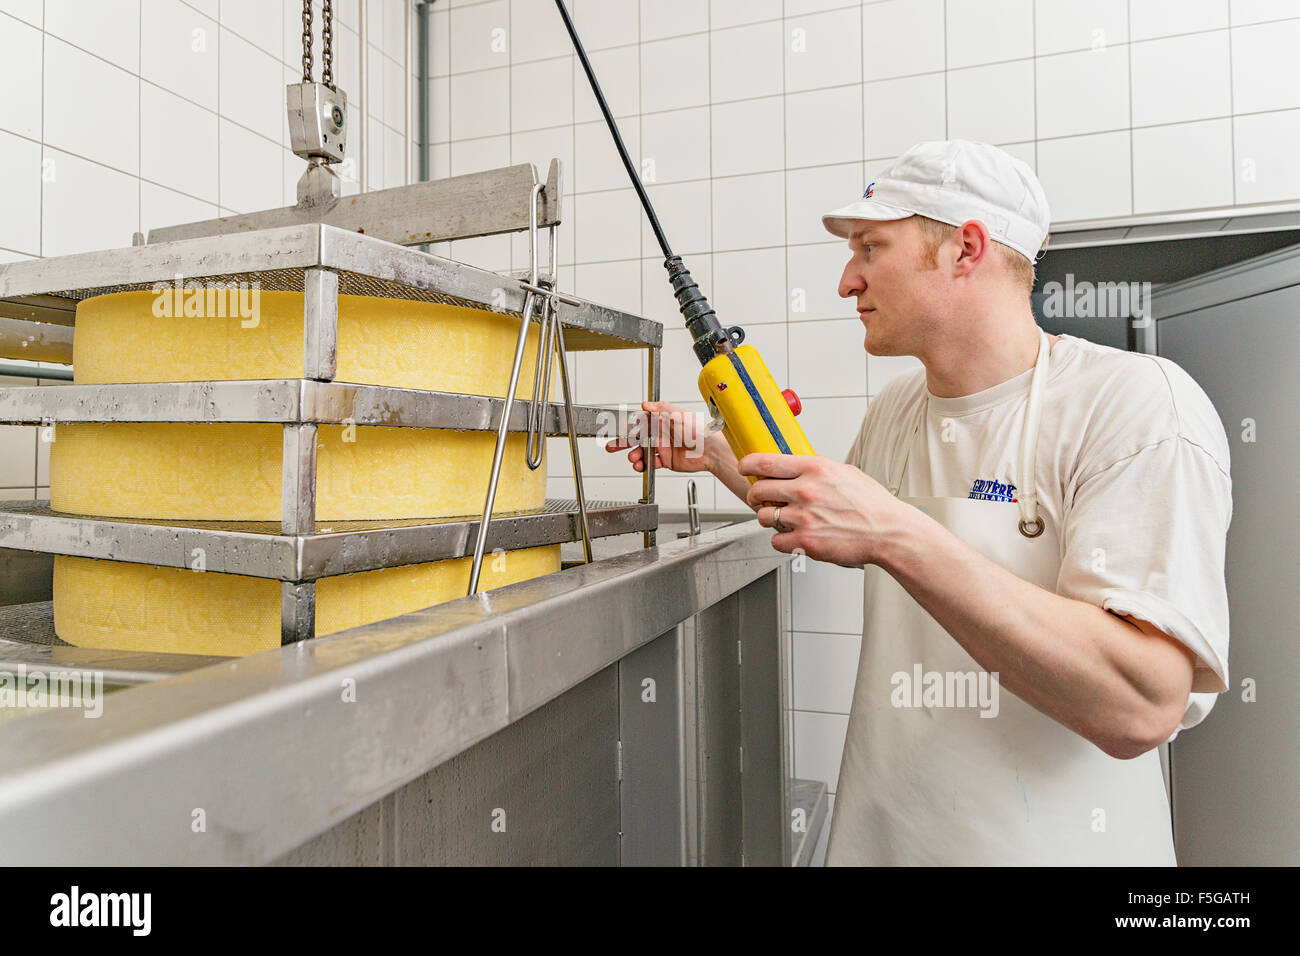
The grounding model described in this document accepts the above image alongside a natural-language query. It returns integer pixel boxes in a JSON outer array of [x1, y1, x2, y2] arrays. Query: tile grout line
[[1227, 2, 1237, 207], [216, 0, 223, 211], [34, 0, 48, 488], [138, 0, 144, 239], [637, 0, 645, 410], [862, 0, 869, 395], [1127, 0, 1135, 217], [782, 0, 791, 399], [440, 17, 1297, 84], [1030, 0, 1037, 173]]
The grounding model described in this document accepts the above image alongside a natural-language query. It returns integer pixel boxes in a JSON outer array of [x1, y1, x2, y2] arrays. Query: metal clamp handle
[[468, 182, 547, 596], [525, 224, 561, 469]]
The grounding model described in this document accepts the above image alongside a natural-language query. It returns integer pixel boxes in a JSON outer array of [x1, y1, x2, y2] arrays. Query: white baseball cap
[[822, 140, 1051, 262]]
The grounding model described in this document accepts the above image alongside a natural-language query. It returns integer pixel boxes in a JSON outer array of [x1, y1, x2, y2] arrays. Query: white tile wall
[[450, 68, 510, 139], [1234, 108, 1300, 204], [571, 0, 637, 52], [946, 0, 1034, 69], [642, 179, 712, 256], [0, 130, 41, 255], [793, 632, 861, 713], [450, 131, 508, 176], [710, 96, 784, 177], [0, 0, 41, 28], [711, 171, 785, 250], [0, 15, 41, 140], [639, 107, 710, 183], [141, 0, 220, 113], [710, 19, 783, 104], [1231, 0, 1300, 25], [711, 0, 782, 31], [862, 0, 944, 80], [1037, 130, 1133, 221], [510, 56, 573, 131], [1036, 45, 1130, 140], [786, 162, 862, 244], [864, 72, 945, 158], [786, 85, 862, 169], [1130, 0, 1229, 41], [784, 6, 862, 93], [787, 242, 855, 320], [789, 317, 866, 398], [44, 36, 140, 175], [1034, 0, 1129, 55], [1231, 19, 1300, 114], [509, 0, 572, 63], [640, 0, 707, 43], [711, 247, 785, 323], [1133, 119, 1234, 213], [45, 0, 140, 73], [1131, 31, 1231, 127], [793, 709, 850, 792], [948, 60, 1032, 146], [574, 119, 638, 192], [40, 148, 140, 256], [448, 0, 506, 75], [141, 83, 219, 201], [573, 45, 639, 121]]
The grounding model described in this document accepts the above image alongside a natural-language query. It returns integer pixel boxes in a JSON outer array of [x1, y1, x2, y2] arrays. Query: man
[[609, 139, 1232, 865]]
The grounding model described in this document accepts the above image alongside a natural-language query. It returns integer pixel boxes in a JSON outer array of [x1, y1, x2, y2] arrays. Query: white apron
[[825, 331, 1176, 866]]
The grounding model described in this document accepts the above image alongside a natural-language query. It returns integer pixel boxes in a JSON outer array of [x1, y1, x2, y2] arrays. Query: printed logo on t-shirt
[[968, 479, 1017, 502]]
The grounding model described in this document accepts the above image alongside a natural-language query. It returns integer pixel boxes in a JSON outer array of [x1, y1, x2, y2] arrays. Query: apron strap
[[1016, 329, 1051, 538], [887, 394, 926, 496]]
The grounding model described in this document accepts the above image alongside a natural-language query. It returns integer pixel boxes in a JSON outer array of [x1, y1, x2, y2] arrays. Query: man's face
[[837, 217, 939, 356]]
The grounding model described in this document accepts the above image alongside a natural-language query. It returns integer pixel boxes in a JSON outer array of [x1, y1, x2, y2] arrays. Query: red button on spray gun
[[782, 389, 802, 416]]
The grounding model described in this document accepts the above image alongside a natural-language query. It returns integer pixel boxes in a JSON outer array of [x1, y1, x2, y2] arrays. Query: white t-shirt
[[844, 333, 1232, 733]]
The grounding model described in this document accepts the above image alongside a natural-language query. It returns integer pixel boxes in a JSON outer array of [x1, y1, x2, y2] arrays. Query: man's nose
[[838, 259, 864, 299]]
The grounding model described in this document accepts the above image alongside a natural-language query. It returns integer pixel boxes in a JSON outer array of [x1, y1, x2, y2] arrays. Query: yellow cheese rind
[[52, 545, 562, 657], [72, 290, 558, 401], [53, 290, 566, 654], [50, 422, 546, 521]]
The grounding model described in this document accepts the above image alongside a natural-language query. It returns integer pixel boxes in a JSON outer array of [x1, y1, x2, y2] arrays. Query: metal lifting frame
[[0, 160, 663, 647]]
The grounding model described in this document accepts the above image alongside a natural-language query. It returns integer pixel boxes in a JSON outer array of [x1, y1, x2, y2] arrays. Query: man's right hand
[[605, 400, 720, 474], [605, 400, 756, 509]]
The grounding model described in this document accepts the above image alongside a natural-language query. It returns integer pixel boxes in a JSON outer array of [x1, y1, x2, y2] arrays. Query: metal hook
[[526, 222, 560, 469], [468, 181, 546, 596]]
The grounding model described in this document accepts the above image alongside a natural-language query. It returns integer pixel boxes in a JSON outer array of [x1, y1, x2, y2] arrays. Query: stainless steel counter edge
[[0, 518, 783, 865]]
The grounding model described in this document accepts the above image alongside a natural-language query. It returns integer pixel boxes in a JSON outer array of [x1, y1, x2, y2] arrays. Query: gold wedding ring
[[772, 506, 792, 533]]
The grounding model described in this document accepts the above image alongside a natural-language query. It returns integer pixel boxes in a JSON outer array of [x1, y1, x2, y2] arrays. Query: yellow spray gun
[[555, 1, 815, 480]]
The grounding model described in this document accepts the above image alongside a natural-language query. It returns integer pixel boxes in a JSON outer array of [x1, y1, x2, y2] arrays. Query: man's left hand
[[738, 453, 909, 568]]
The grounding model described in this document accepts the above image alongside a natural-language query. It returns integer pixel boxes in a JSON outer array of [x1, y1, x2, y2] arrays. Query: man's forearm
[[875, 504, 1195, 759], [706, 437, 756, 510]]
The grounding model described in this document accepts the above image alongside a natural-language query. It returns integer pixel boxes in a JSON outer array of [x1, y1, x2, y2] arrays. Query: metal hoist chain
[[301, 0, 336, 90], [321, 0, 334, 90], [300, 0, 313, 82]]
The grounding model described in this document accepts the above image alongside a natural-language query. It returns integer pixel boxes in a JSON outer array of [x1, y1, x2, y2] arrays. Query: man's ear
[[952, 219, 992, 276]]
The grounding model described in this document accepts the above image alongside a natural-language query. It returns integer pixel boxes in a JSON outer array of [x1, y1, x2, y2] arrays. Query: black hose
[[554, 0, 730, 366], [553, 0, 673, 259]]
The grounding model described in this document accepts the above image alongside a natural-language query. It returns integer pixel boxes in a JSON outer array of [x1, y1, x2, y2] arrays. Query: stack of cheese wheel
[[50, 289, 562, 656]]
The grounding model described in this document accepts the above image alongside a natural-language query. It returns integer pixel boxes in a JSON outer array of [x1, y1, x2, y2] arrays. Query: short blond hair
[[912, 215, 1046, 292]]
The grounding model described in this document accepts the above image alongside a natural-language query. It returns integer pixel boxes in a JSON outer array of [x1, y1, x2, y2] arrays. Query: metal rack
[[0, 161, 663, 648]]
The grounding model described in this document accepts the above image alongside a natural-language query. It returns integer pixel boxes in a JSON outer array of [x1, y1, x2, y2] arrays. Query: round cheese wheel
[[53, 545, 562, 657]]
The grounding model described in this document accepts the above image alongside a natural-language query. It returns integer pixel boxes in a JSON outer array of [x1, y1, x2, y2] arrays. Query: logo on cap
[[862, 182, 875, 199]]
